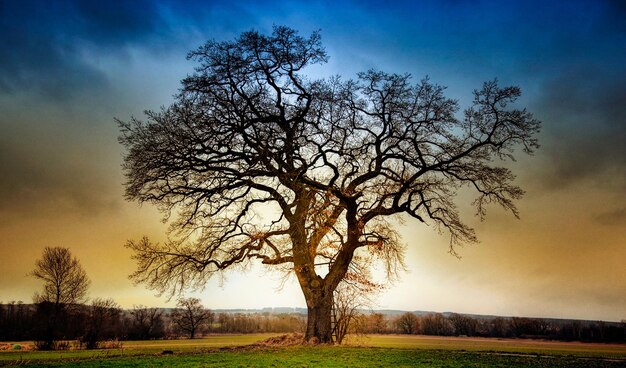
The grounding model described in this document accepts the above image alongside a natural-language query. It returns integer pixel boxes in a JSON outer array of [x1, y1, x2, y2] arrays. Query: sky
[[0, 0, 624, 322]]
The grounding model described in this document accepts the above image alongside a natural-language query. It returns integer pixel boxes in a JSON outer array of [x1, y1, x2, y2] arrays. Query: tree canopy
[[119, 26, 540, 342]]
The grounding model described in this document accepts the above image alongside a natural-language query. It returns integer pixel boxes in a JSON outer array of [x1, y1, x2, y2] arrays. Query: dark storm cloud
[[0, 0, 168, 99], [594, 208, 626, 226], [487, 0, 626, 193], [0, 130, 120, 224], [534, 69, 626, 190], [0, 0, 260, 223], [70, 1, 165, 45], [605, 0, 626, 32], [0, 0, 176, 223]]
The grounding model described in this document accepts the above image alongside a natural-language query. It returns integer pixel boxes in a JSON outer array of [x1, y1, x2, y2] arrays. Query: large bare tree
[[119, 26, 540, 343]]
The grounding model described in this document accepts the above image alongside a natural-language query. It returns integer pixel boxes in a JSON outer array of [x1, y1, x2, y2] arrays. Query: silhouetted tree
[[119, 26, 540, 343], [127, 305, 165, 340], [0, 301, 35, 340], [395, 312, 419, 334], [170, 297, 213, 339], [448, 313, 478, 336], [489, 317, 512, 338], [81, 298, 121, 349], [30, 247, 90, 349], [420, 313, 454, 336], [31, 247, 90, 306]]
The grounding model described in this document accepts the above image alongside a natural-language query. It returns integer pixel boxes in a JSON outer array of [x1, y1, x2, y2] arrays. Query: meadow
[[1, 334, 625, 367]]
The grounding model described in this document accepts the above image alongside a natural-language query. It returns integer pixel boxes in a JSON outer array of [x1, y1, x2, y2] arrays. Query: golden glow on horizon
[[1, 173, 624, 321]]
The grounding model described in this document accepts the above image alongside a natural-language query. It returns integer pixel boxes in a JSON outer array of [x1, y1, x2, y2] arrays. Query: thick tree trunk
[[303, 287, 334, 343]]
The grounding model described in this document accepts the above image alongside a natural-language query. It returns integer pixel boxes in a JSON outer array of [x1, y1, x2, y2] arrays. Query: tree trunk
[[303, 286, 334, 343]]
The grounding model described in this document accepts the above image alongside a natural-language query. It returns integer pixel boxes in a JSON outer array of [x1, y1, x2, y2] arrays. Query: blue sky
[[1, 0, 624, 321]]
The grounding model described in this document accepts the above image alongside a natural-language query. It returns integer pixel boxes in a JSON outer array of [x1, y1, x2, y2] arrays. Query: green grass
[[5, 346, 626, 368], [352, 334, 626, 359], [2, 334, 625, 367]]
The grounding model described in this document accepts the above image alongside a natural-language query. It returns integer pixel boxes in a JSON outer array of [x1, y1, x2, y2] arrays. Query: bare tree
[[448, 313, 478, 336], [332, 285, 360, 344], [31, 246, 90, 349], [332, 278, 380, 344], [119, 26, 540, 343], [170, 297, 213, 339], [128, 305, 164, 340], [368, 313, 388, 334], [420, 313, 454, 336], [395, 312, 419, 334], [31, 247, 90, 306], [81, 298, 121, 349]]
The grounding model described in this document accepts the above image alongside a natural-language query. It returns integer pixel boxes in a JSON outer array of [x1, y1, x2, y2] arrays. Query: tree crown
[[119, 26, 540, 297], [31, 246, 90, 305]]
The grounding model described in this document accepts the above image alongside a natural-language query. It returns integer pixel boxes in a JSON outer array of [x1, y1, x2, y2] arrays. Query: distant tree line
[[2, 302, 623, 345], [352, 312, 626, 343], [0, 301, 306, 346]]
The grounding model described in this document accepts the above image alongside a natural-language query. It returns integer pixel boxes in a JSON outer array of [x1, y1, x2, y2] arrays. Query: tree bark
[[303, 286, 334, 343]]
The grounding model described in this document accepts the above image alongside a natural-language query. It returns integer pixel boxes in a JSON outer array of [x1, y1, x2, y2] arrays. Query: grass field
[[358, 334, 626, 358], [1, 334, 625, 367]]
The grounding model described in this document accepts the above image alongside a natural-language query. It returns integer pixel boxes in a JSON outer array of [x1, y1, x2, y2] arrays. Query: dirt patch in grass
[[254, 333, 304, 346]]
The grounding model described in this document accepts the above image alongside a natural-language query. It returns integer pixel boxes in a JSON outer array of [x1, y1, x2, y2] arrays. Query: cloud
[[70, 1, 165, 46], [594, 207, 626, 226], [533, 68, 626, 191], [0, 0, 180, 219], [0, 0, 169, 100], [0, 120, 122, 225]]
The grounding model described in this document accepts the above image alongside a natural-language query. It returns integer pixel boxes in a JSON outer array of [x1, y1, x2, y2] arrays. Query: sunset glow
[[0, 0, 624, 323]]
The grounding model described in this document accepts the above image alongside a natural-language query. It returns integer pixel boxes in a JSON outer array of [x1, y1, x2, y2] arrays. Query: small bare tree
[[368, 313, 388, 334], [31, 246, 90, 349], [128, 305, 164, 340], [331, 284, 362, 344], [448, 313, 478, 336], [395, 312, 419, 334], [31, 247, 90, 306], [332, 271, 382, 344], [170, 297, 213, 339], [420, 313, 454, 336], [81, 298, 121, 349]]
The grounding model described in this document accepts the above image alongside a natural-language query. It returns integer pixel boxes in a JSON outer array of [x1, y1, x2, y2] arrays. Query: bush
[[99, 340, 123, 349], [34, 340, 71, 351], [33, 340, 52, 350]]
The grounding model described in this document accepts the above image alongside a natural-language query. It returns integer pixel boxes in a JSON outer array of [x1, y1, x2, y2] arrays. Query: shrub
[[99, 340, 123, 349], [34, 340, 71, 350]]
